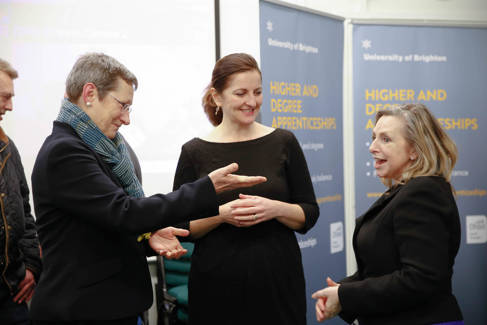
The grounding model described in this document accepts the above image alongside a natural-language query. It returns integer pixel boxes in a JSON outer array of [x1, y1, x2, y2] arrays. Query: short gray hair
[[66, 53, 138, 101], [0, 58, 18, 79]]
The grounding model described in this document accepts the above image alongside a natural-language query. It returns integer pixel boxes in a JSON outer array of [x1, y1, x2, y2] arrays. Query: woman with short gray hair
[[30, 52, 266, 325]]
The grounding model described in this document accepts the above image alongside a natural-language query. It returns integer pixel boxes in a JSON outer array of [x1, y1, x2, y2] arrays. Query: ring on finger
[[253, 214, 257, 221]]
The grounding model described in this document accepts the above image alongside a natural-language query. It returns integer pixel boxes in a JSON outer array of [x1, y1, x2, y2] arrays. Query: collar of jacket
[[0, 127, 9, 148], [358, 183, 404, 224]]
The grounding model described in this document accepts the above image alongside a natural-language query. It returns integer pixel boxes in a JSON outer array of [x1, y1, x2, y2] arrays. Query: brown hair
[[202, 53, 261, 126], [65, 53, 138, 102], [376, 103, 457, 187], [0, 58, 18, 79]]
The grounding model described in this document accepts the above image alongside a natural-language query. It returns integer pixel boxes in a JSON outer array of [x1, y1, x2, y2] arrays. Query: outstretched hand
[[312, 277, 341, 322], [149, 227, 190, 259], [208, 163, 266, 194]]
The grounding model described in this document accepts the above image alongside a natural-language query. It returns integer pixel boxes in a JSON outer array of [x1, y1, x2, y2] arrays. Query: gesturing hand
[[208, 163, 267, 194], [149, 227, 190, 259], [312, 277, 341, 322]]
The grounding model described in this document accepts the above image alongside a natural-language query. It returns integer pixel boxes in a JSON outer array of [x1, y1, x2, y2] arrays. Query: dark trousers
[[0, 296, 30, 325]]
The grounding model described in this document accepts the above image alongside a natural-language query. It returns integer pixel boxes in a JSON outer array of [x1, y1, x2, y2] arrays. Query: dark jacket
[[339, 176, 463, 325], [0, 129, 41, 297], [30, 122, 219, 321]]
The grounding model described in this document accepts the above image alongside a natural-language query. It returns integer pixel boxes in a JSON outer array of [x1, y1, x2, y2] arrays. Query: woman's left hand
[[230, 194, 276, 227], [149, 227, 190, 259], [311, 277, 342, 321]]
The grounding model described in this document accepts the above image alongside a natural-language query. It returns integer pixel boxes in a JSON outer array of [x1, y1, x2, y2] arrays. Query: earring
[[215, 106, 220, 115], [86, 102, 91, 107]]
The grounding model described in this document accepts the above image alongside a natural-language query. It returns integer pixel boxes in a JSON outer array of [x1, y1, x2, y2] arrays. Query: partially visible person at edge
[[173, 53, 319, 325], [0, 58, 42, 325], [312, 103, 463, 325], [29, 52, 266, 325], [0, 59, 42, 324]]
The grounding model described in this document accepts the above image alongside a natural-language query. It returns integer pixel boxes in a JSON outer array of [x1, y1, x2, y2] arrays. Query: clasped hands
[[148, 192, 270, 259], [219, 194, 275, 227], [312, 277, 342, 322], [150, 163, 267, 258], [210, 162, 271, 227]]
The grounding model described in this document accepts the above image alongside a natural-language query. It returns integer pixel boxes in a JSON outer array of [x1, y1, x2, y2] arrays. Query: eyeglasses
[[109, 94, 132, 113]]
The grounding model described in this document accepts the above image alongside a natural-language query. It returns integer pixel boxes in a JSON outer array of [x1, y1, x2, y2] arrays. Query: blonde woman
[[313, 104, 463, 325]]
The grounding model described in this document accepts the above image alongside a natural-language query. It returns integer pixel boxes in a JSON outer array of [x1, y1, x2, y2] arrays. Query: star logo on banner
[[266, 20, 273, 32], [362, 39, 372, 49]]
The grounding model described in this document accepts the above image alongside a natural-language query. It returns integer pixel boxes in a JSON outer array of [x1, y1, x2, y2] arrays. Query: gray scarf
[[56, 98, 144, 198]]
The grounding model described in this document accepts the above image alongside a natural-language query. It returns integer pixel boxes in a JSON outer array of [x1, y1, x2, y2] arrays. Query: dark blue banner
[[260, 1, 345, 324], [353, 24, 487, 324]]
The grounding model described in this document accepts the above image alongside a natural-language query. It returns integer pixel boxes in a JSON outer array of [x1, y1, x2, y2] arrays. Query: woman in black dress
[[173, 53, 319, 325]]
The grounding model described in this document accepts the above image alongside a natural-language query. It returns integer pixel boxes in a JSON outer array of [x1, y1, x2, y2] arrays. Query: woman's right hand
[[189, 199, 242, 239]]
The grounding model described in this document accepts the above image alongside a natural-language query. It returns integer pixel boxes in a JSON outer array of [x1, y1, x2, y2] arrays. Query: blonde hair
[[376, 103, 457, 187]]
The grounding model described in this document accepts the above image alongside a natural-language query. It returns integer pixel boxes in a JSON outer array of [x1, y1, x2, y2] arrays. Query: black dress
[[173, 128, 319, 325]]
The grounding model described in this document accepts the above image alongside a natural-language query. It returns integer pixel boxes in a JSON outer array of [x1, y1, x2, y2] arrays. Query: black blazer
[[30, 122, 219, 321], [339, 176, 463, 325]]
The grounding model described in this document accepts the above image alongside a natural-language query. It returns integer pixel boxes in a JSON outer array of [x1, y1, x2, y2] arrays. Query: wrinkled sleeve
[[11, 141, 42, 281], [44, 138, 218, 235]]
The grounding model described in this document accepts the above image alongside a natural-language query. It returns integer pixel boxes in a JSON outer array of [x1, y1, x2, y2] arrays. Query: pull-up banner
[[260, 1, 345, 324], [353, 24, 487, 324]]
